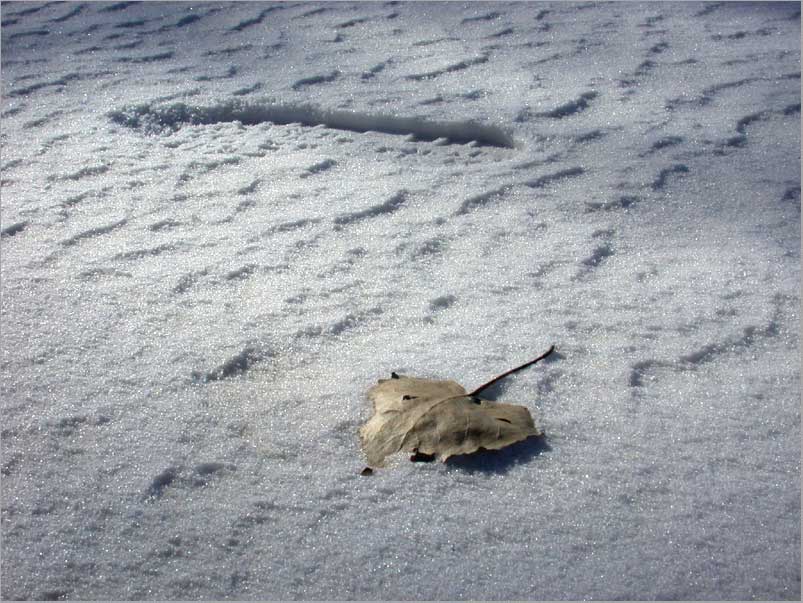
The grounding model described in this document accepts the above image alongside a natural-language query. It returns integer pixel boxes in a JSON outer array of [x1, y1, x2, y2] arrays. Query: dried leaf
[[360, 347, 554, 467]]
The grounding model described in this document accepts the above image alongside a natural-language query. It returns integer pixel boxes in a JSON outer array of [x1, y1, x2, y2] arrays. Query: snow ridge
[[109, 100, 517, 148]]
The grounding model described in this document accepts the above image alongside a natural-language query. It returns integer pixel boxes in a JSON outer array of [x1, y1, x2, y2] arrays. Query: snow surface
[[1, 1, 800, 600]]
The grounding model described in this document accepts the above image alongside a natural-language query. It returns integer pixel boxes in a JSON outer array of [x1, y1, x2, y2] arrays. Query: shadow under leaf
[[445, 434, 551, 474]]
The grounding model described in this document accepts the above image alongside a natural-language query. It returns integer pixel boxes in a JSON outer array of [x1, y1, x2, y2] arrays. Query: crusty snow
[[1, 1, 800, 600]]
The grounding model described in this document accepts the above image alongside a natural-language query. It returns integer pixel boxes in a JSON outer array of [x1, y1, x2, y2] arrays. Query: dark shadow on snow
[[445, 435, 551, 474]]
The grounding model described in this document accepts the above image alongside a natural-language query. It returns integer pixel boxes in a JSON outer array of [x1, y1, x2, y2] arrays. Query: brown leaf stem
[[468, 345, 556, 397]]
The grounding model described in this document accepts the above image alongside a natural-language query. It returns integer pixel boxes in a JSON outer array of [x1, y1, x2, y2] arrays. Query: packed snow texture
[[1, 1, 800, 600]]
